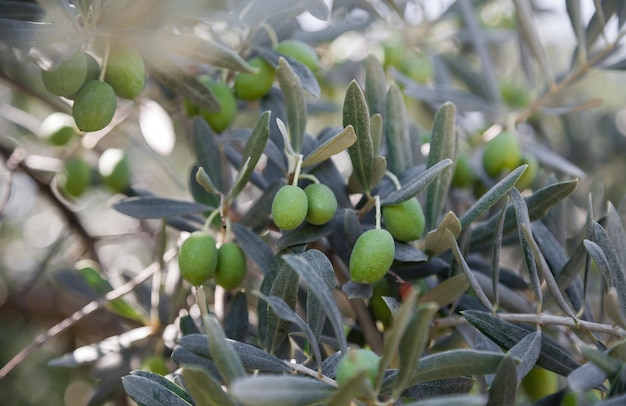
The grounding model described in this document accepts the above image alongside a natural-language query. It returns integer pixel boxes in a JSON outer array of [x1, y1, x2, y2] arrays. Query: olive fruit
[[62, 157, 92, 197], [233, 57, 275, 100], [104, 47, 145, 99], [451, 152, 475, 188], [482, 132, 522, 178], [41, 51, 88, 97], [39, 112, 76, 146], [276, 40, 320, 71], [215, 242, 247, 290], [201, 80, 237, 133], [72, 80, 117, 132], [521, 366, 558, 401], [178, 231, 218, 286], [335, 349, 380, 387], [304, 183, 337, 225], [369, 279, 393, 328], [98, 148, 130, 193], [515, 154, 539, 191], [382, 198, 425, 242], [350, 228, 395, 284], [271, 185, 308, 230]]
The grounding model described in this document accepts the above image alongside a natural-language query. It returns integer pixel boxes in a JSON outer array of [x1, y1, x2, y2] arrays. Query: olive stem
[[298, 173, 320, 184], [99, 39, 111, 82], [291, 153, 304, 186], [374, 195, 381, 229], [383, 170, 402, 191], [258, 23, 279, 49], [223, 216, 232, 243], [283, 360, 337, 386], [196, 285, 209, 318], [204, 208, 221, 232]]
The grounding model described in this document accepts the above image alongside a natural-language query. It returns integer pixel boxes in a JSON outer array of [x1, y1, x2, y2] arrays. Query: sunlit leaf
[[130, 371, 194, 404], [343, 80, 373, 194], [426, 102, 456, 231], [381, 159, 453, 205], [276, 57, 306, 154], [122, 375, 192, 406], [182, 367, 235, 406], [302, 126, 356, 167]]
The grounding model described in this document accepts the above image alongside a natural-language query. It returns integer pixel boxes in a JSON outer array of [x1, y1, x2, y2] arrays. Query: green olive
[[304, 183, 338, 225], [382, 198, 425, 242], [41, 51, 88, 97], [66, 52, 101, 99], [335, 349, 380, 387], [201, 80, 237, 133], [521, 366, 559, 401], [482, 132, 522, 178], [62, 157, 92, 197], [72, 80, 117, 132], [276, 40, 320, 71], [39, 112, 76, 146], [271, 185, 308, 230], [350, 228, 395, 284], [515, 154, 539, 191], [98, 148, 130, 193], [451, 152, 475, 188], [215, 242, 247, 290], [178, 231, 218, 286], [369, 279, 393, 328], [104, 47, 145, 99], [233, 57, 275, 100]]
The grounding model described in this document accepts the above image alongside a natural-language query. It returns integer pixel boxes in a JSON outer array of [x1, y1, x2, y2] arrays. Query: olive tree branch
[[0, 248, 176, 380], [434, 313, 626, 338]]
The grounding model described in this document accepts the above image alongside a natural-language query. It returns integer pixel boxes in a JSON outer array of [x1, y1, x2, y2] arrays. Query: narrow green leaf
[[258, 294, 323, 368], [171, 346, 221, 378], [376, 289, 419, 391], [343, 80, 373, 193], [191, 117, 224, 192], [584, 0, 620, 51], [224, 291, 249, 341], [418, 274, 469, 309], [408, 350, 505, 384], [276, 211, 344, 251], [112, 196, 212, 219], [282, 250, 348, 355], [365, 54, 387, 118], [394, 302, 440, 399], [470, 179, 579, 249], [371, 155, 387, 189], [277, 57, 306, 154], [514, 0, 554, 85], [605, 287, 626, 329], [491, 201, 508, 308], [568, 359, 609, 392], [182, 367, 235, 406], [486, 355, 518, 406], [459, 165, 527, 228], [509, 186, 542, 305], [122, 375, 193, 406], [130, 371, 194, 404], [447, 229, 494, 313], [385, 83, 412, 174], [203, 314, 245, 385], [402, 394, 486, 406], [607, 202, 626, 271], [302, 126, 356, 167], [226, 111, 270, 202], [231, 222, 274, 274], [195, 167, 221, 196], [399, 378, 475, 401], [521, 223, 577, 319], [264, 257, 300, 354], [462, 310, 580, 376], [566, 0, 587, 65], [370, 113, 384, 156], [508, 331, 541, 382], [424, 211, 462, 256], [590, 221, 626, 317], [381, 159, 453, 205], [230, 375, 335, 406], [426, 102, 457, 231], [156, 34, 255, 73], [581, 346, 623, 376]]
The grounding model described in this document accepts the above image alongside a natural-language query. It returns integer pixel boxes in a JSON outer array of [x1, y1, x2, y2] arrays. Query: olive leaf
[[426, 102, 457, 231], [508, 330, 541, 383], [301, 126, 356, 167], [423, 211, 462, 256], [381, 159, 453, 205], [195, 167, 221, 196], [417, 274, 469, 309], [385, 82, 412, 175], [231, 222, 274, 275], [276, 57, 306, 154], [112, 196, 212, 219], [226, 110, 271, 203], [370, 113, 383, 156], [229, 375, 335, 406], [486, 355, 518, 406], [365, 54, 386, 118], [122, 374, 193, 406], [192, 117, 224, 192], [131, 371, 194, 404], [343, 80, 373, 194], [182, 367, 235, 406], [202, 314, 245, 385]]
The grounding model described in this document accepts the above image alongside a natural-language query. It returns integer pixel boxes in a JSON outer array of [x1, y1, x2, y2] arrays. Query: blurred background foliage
[[1, 0, 626, 405]]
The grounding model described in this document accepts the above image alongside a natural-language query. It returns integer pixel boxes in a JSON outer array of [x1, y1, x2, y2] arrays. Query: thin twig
[[0, 248, 176, 380], [283, 360, 338, 387]]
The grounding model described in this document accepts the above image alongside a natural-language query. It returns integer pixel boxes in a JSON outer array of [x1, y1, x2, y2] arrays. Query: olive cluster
[[177, 231, 248, 290], [186, 40, 319, 133], [40, 47, 145, 132], [61, 148, 130, 198], [271, 183, 338, 231]]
